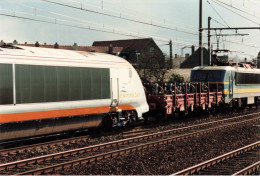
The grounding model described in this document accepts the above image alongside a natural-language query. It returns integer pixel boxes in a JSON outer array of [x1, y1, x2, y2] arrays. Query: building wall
[[136, 40, 165, 68]]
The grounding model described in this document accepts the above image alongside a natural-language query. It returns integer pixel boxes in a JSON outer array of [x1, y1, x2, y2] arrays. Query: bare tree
[[135, 50, 167, 82]]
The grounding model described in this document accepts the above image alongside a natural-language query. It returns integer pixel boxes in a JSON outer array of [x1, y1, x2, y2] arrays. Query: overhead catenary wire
[[41, 0, 199, 36], [215, 0, 260, 20], [207, 0, 231, 28], [229, 0, 260, 16], [0, 11, 164, 42], [80, 0, 199, 30], [1, 0, 258, 56], [210, 0, 260, 25], [219, 38, 260, 48], [206, 0, 245, 35], [0, 9, 199, 47], [1, 0, 203, 46]]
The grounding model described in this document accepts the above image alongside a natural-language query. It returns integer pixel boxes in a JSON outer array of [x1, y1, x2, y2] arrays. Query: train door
[[110, 69, 119, 108], [229, 71, 234, 98]]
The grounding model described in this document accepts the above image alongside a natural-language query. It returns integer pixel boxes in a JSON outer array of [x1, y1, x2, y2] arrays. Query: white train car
[[0, 45, 149, 141]]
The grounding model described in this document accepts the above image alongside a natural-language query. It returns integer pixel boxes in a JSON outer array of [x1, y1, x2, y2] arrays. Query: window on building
[[150, 47, 155, 57]]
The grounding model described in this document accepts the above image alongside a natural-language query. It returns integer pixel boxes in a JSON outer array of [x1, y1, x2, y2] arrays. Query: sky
[[0, 0, 260, 60]]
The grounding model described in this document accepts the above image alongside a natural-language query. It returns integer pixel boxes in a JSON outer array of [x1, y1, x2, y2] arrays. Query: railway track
[[0, 114, 259, 175], [0, 111, 259, 159], [172, 141, 260, 175]]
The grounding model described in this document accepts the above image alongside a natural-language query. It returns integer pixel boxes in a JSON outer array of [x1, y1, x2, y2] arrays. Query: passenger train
[[0, 45, 149, 141]]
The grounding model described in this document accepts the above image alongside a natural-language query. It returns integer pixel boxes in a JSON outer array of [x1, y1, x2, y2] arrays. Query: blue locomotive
[[190, 65, 260, 107]]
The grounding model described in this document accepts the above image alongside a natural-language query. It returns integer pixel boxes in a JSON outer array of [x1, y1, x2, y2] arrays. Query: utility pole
[[199, 0, 203, 66], [208, 16, 211, 66], [169, 40, 173, 59]]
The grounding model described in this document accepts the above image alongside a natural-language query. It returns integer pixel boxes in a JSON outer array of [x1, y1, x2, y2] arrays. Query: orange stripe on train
[[0, 104, 135, 123]]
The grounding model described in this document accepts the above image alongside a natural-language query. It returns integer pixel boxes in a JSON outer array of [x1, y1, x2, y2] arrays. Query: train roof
[[192, 66, 260, 73], [0, 45, 131, 68]]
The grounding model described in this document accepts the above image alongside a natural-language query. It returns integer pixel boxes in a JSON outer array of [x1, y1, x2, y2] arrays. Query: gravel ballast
[[1, 110, 252, 164], [56, 123, 260, 175]]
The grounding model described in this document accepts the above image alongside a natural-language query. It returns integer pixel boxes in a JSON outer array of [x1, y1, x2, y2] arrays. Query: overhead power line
[[1, 0, 204, 46], [211, 0, 260, 25], [215, 0, 260, 20], [81, 0, 198, 30], [207, 0, 231, 28], [0, 10, 198, 47], [41, 0, 199, 36], [0, 12, 166, 42], [219, 39, 260, 49]]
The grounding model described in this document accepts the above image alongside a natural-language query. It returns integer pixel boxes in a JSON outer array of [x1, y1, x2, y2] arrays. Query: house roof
[[17, 43, 123, 53], [92, 38, 153, 51], [180, 47, 211, 68]]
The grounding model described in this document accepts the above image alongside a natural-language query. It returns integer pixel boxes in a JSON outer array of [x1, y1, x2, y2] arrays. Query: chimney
[[35, 41, 40, 47], [0, 40, 4, 44], [54, 42, 59, 49], [73, 43, 78, 50], [192, 45, 195, 54], [108, 44, 113, 54], [13, 40, 18, 45]]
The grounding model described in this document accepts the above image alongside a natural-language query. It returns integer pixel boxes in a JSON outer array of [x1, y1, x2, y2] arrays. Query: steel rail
[[0, 135, 90, 156], [172, 141, 260, 176], [232, 161, 260, 176], [1, 116, 259, 175], [1, 111, 258, 157]]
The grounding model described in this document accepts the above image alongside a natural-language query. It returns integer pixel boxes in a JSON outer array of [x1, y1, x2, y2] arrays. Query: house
[[180, 47, 213, 68], [93, 38, 165, 68]]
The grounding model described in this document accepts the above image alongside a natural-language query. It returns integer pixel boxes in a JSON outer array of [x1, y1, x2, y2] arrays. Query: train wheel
[[255, 97, 259, 108], [209, 105, 216, 115]]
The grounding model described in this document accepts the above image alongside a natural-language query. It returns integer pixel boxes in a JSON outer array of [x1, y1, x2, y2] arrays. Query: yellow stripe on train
[[237, 88, 260, 93], [223, 89, 230, 94], [223, 88, 260, 94]]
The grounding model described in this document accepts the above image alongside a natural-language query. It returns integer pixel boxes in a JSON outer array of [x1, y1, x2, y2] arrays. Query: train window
[[57, 67, 70, 101], [236, 72, 260, 85], [44, 66, 58, 102], [0, 64, 13, 104], [190, 70, 225, 82], [16, 65, 31, 103], [101, 69, 110, 99], [81, 68, 92, 100], [69, 67, 82, 100], [15, 64, 110, 104], [31, 66, 44, 103], [91, 69, 102, 99]]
